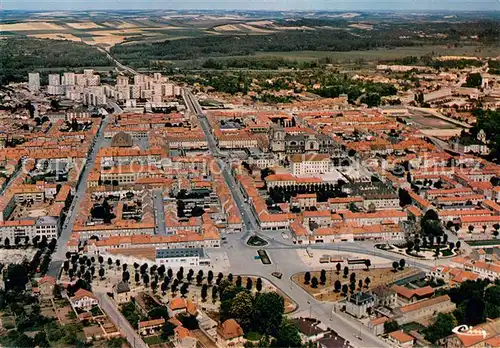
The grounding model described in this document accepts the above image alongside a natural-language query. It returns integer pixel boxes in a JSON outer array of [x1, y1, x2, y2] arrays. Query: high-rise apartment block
[[48, 74, 64, 95], [28, 73, 40, 92], [63, 72, 76, 86]]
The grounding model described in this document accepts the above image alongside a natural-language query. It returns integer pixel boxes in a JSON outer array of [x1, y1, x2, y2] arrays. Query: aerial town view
[[0, 0, 499, 347]]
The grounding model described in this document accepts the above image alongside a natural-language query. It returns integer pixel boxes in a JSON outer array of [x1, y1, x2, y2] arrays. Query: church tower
[[270, 125, 286, 153]]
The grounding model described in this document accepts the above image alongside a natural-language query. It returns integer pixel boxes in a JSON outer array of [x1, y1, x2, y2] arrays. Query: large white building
[[290, 154, 332, 176], [0, 216, 60, 242]]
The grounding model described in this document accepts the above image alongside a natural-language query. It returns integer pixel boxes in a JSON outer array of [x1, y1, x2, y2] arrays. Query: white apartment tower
[[28, 73, 41, 92], [63, 72, 76, 86]]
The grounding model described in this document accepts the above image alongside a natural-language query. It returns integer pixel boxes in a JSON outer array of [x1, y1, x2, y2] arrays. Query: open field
[[292, 267, 420, 302], [66, 22, 103, 29], [0, 21, 66, 31], [29, 33, 82, 42]]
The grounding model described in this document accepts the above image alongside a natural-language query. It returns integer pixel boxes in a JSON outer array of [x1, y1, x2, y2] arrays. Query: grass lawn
[[401, 322, 426, 332], [143, 335, 163, 345], [245, 331, 262, 341], [468, 240, 500, 247]]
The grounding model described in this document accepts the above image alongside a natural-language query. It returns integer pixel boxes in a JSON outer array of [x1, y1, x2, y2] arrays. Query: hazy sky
[[3, 0, 500, 11]]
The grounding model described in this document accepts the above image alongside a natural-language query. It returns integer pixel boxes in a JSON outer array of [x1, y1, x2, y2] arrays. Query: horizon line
[[3, 8, 500, 13]]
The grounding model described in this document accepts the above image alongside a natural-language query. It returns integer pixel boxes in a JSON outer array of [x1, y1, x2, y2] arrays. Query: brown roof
[[139, 318, 165, 328], [399, 295, 451, 313], [170, 298, 186, 310], [391, 285, 434, 299], [219, 319, 244, 340], [389, 330, 414, 343], [39, 275, 57, 285], [71, 289, 97, 301]]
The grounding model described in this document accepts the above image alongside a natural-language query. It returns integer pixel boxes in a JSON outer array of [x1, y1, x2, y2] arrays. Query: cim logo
[[452, 325, 487, 338]]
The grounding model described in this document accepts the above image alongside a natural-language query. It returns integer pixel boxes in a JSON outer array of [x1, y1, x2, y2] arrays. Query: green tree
[[201, 284, 208, 302], [230, 291, 254, 332], [334, 280, 342, 292], [311, 277, 319, 288], [399, 259, 406, 270], [320, 269, 327, 285], [384, 321, 400, 333], [464, 73, 482, 88], [256, 278, 263, 292], [304, 271, 311, 284], [423, 313, 457, 343], [273, 318, 302, 348], [253, 292, 285, 336], [349, 281, 356, 293], [364, 259, 371, 271], [392, 261, 399, 272]]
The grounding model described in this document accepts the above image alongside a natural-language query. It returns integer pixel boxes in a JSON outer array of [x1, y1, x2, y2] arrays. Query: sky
[[2, 0, 500, 11]]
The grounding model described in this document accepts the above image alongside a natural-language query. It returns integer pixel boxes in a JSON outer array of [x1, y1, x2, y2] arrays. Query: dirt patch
[[349, 23, 374, 30], [66, 22, 103, 29], [0, 22, 67, 31], [103, 21, 138, 29], [214, 24, 242, 32], [238, 24, 274, 33], [91, 29, 144, 36], [87, 36, 127, 46], [293, 267, 420, 302], [29, 33, 82, 42]]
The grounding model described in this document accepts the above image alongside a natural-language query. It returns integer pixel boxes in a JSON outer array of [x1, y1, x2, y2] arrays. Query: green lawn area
[[245, 331, 262, 341], [247, 235, 268, 247], [401, 322, 426, 332], [468, 240, 500, 247], [143, 335, 163, 345], [440, 249, 453, 257]]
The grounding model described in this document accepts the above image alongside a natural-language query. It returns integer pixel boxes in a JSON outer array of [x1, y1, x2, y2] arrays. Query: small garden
[[247, 235, 268, 247], [257, 249, 271, 264]]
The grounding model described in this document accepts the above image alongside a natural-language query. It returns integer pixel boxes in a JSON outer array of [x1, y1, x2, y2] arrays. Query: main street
[[153, 189, 167, 235], [47, 104, 119, 277], [182, 88, 392, 347], [182, 88, 261, 237]]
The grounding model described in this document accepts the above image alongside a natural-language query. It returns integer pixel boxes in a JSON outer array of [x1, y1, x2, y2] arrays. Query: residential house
[[291, 318, 328, 344], [112, 281, 131, 304], [369, 316, 389, 336], [391, 285, 434, 304], [372, 285, 398, 309], [38, 275, 57, 299], [174, 326, 197, 348], [139, 318, 165, 336], [345, 292, 375, 319], [388, 330, 414, 348], [70, 289, 99, 310], [216, 319, 245, 348]]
